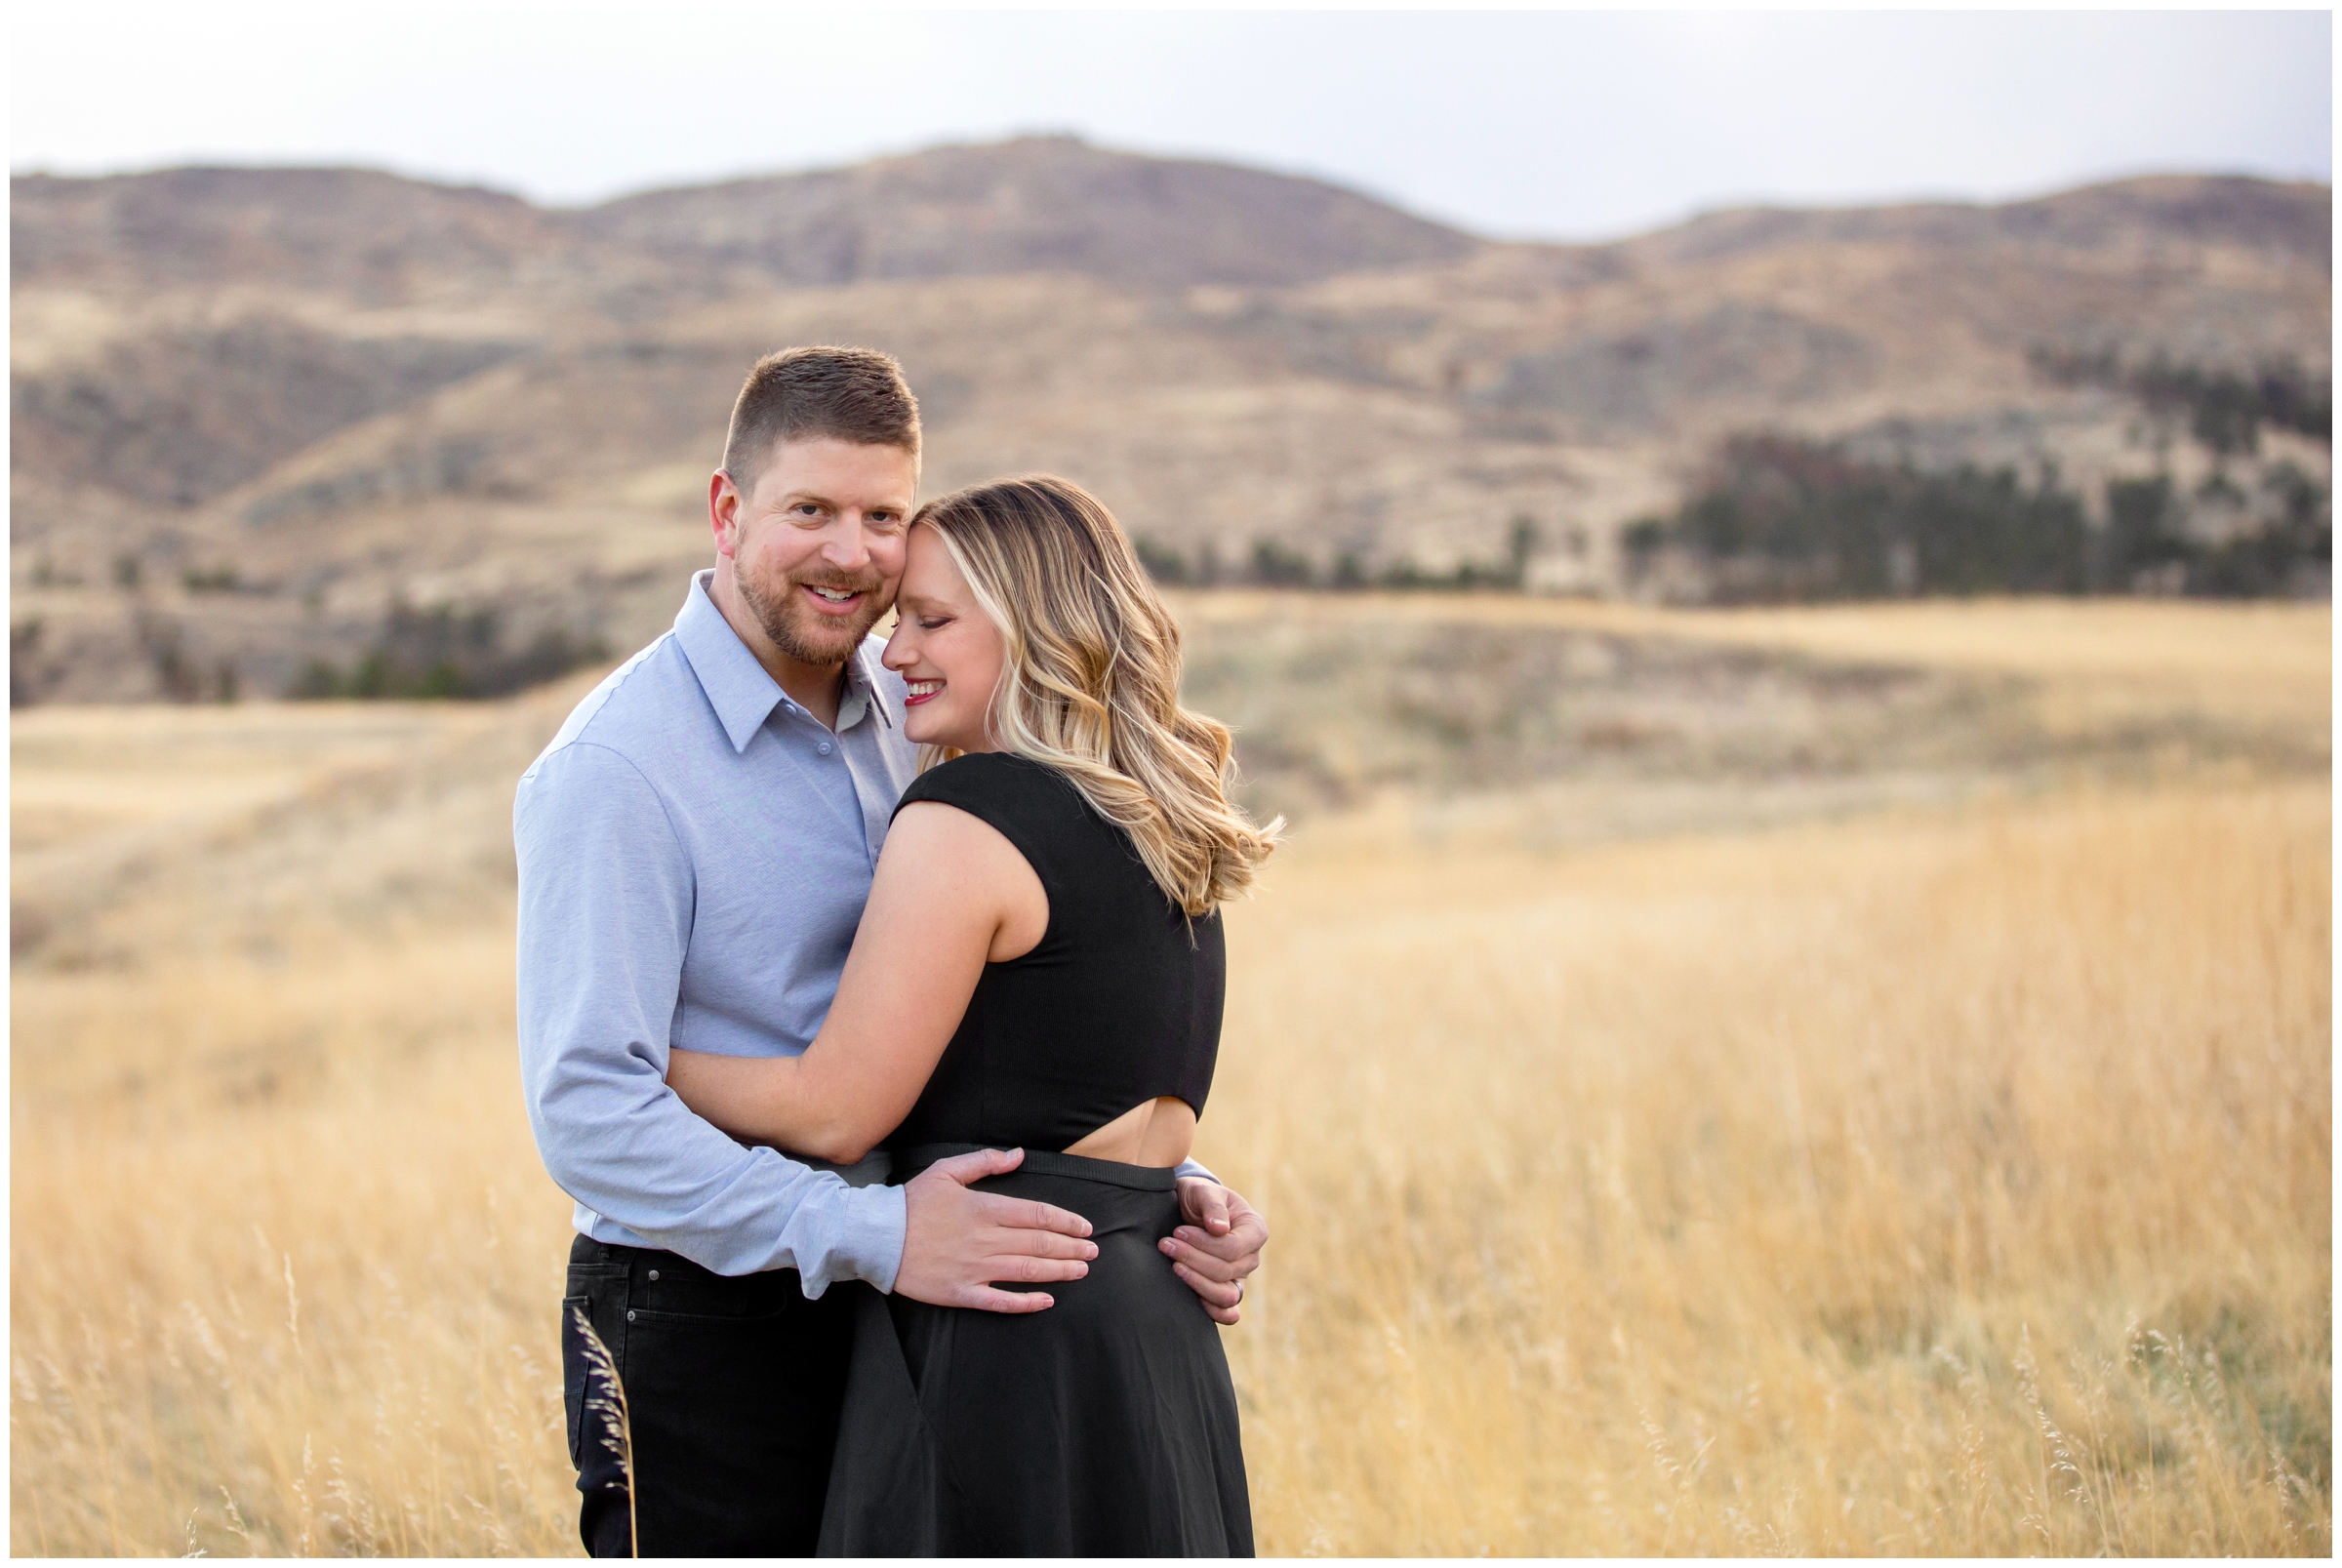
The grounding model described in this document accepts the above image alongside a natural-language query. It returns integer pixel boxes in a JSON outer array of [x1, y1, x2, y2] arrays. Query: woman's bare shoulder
[[882, 798, 1050, 960]]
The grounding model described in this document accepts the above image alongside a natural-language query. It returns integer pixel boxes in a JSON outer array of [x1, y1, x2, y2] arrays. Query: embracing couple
[[516, 346, 1275, 1555]]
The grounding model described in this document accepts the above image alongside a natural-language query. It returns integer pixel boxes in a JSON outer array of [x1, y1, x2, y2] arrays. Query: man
[[516, 346, 1269, 1556]]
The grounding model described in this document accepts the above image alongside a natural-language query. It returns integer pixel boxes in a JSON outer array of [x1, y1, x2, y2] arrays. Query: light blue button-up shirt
[[514, 570, 919, 1293]]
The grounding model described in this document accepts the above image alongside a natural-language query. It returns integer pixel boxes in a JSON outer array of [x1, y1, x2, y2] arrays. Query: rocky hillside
[[10, 136, 2330, 703]]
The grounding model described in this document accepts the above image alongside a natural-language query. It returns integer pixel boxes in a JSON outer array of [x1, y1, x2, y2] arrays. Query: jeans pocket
[[619, 1302, 850, 1465]]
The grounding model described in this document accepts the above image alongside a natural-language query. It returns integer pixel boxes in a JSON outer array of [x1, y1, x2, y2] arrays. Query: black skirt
[[818, 1147, 1254, 1556]]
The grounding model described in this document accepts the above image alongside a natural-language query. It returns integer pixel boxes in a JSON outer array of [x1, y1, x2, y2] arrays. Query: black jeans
[[562, 1234, 855, 1556]]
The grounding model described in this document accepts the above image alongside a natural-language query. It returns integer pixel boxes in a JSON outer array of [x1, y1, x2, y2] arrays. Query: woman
[[665, 474, 1277, 1555]]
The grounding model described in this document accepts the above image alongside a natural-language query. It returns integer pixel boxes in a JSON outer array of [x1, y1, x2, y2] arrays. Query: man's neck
[[708, 570, 848, 730], [771, 653, 849, 733]]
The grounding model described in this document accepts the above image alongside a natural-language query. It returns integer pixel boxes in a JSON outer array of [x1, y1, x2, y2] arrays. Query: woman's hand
[[1160, 1179, 1268, 1325]]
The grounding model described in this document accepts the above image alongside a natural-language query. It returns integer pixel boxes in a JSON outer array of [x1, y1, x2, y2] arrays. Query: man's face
[[710, 436, 918, 669]]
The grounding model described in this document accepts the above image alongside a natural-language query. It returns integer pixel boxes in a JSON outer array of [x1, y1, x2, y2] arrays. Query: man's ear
[[708, 470, 744, 558]]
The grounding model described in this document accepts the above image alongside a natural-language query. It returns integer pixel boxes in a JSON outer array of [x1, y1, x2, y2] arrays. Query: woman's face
[[882, 526, 1007, 752]]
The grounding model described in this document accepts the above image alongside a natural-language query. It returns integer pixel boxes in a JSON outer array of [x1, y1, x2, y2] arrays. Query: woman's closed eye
[[919, 616, 953, 630]]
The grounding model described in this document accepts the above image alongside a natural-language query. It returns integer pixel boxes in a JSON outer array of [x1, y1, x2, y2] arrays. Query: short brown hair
[[722, 345, 921, 497]]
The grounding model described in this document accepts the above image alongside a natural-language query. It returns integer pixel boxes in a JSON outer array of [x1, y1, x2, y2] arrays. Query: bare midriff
[[1063, 1096, 1198, 1168]]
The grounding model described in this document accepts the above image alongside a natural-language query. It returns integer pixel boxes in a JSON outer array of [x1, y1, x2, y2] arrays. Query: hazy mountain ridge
[[10, 136, 2331, 703], [569, 135, 1481, 288], [1615, 176, 2332, 269], [12, 167, 579, 299], [17, 144, 2325, 297]]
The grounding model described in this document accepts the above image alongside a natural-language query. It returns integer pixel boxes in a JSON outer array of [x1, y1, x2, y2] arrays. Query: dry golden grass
[[1219, 781, 2329, 1554], [1177, 590, 2334, 738], [10, 596, 2331, 1555], [1176, 590, 2330, 686]]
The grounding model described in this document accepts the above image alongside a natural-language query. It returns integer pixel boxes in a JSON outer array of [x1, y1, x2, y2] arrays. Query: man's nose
[[821, 519, 873, 570]]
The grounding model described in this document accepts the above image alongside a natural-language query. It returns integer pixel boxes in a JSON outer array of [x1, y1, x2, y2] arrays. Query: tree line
[[1620, 436, 2329, 604], [2029, 346, 2332, 456], [292, 603, 609, 700], [1134, 521, 1542, 594]]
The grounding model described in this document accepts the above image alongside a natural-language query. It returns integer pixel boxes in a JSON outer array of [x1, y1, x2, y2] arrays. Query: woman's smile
[[883, 526, 1008, 751]]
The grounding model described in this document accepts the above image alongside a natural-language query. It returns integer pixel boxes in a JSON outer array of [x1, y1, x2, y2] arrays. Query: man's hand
[[1161, 1178, 1269, 1325], [893, 1147, 1098, 1312]]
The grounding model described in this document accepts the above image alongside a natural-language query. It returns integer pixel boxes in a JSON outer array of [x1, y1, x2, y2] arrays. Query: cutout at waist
[[1063, 1095, 1197, 1167]]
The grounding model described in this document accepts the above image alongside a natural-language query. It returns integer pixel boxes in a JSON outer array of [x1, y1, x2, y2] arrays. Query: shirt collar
[[673, 570, 895, 753], [836, 641, 898, 735]]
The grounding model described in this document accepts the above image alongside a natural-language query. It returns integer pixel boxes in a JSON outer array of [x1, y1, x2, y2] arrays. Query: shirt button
[[818, 742, 833, 755], [647, 1269, 660, 1282]]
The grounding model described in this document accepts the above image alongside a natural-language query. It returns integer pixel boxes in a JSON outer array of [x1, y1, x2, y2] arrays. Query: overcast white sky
[[11, 6, 2332, 241]]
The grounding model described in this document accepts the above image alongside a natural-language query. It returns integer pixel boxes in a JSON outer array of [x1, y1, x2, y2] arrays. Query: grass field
[[10, 595, 2330, 1555]]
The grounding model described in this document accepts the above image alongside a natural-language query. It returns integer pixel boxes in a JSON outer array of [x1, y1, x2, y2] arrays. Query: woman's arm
[[666, 800, 1047, 1163]]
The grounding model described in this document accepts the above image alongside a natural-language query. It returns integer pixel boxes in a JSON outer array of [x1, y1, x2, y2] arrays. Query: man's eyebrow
[[772, 489, 911, 512]]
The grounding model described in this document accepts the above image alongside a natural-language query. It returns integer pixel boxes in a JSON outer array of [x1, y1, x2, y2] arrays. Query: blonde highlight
[[910, 476, 1278, 915]]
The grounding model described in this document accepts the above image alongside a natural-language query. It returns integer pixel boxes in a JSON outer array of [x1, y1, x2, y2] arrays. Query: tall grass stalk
[[571, 1308, 637, 1557]]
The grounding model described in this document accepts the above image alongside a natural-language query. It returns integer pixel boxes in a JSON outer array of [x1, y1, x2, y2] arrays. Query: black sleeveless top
[[883, 750, 1225, 1153]]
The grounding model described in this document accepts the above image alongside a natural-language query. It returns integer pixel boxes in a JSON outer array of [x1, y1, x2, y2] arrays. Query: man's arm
[[516, 741, 901, 1292]]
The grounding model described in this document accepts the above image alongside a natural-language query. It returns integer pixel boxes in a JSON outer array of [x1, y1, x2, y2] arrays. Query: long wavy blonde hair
[[911, 474, 1278, 915]]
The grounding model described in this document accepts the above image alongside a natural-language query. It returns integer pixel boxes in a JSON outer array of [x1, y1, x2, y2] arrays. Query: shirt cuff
[[818, 1181, 909, 1297]]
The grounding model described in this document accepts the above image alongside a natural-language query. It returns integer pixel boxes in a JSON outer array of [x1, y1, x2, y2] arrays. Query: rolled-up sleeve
[[514, 740, 907, 1293]]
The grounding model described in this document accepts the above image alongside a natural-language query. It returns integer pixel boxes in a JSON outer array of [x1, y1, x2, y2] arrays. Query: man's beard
[[735, 559, 888, 667]]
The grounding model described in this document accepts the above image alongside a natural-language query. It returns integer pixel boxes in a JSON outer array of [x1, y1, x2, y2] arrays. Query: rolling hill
[[10, 135, 2330, 702]]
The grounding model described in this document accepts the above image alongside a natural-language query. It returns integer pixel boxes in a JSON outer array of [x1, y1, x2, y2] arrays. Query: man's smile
[[801, 583, 868, 614]]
